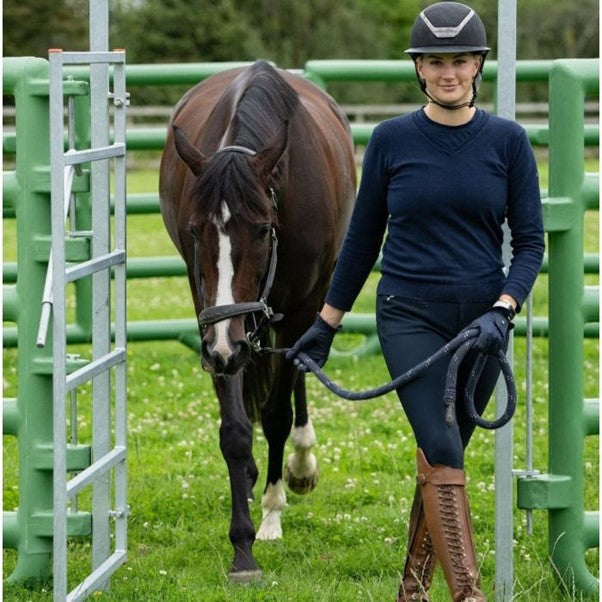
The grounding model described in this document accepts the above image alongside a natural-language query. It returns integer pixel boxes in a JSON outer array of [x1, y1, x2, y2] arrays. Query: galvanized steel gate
[[47, 39, 128, 600], [3, 3, 129, 595]]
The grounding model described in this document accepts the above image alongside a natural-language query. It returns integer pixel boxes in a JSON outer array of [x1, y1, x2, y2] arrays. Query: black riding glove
[[469, 307, 514, 355], [286, 314, 340, 372]]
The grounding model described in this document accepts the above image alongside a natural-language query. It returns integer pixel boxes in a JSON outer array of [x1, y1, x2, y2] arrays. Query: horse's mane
[[231, 61, 299, 151], [194, 61, 299, 223]]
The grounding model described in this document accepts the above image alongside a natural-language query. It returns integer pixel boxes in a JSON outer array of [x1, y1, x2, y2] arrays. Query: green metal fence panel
[[2, 57, 93, 585], [517, 58, 599, 598], [3, 59, 599, 356]]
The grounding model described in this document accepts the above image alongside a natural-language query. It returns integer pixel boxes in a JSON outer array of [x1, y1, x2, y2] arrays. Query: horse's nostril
[[213, 355, 227, 374], [231, 341, 245, 356]]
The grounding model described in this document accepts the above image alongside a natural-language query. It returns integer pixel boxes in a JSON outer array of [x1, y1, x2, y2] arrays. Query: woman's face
[[416, 53, 482, 107]]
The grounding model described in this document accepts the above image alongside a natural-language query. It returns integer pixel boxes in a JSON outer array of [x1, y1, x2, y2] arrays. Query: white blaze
[[212, 202, 235, 361]]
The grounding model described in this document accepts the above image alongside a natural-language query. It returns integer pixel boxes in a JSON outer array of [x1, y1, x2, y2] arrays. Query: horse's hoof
[[227, 569, 263, 584], [284, 463, 318, 494]]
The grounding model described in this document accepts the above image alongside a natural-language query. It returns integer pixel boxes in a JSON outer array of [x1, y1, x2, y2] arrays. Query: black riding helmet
[[405, 2, 490, 110]]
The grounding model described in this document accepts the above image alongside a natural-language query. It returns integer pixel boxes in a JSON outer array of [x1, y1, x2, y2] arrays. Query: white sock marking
[[291, 420, 316, 449], [256, 480, 286, 540], [286, 420, 318, 479]]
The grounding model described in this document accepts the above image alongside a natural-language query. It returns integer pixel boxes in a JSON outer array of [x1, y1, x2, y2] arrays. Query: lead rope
[[263, 326, 516, 430]]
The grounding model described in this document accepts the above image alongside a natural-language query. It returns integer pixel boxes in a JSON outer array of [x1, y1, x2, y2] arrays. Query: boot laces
[[438, 485, 479, 593]]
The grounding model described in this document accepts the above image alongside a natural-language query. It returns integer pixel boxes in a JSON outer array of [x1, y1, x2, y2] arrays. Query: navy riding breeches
[[376, 294, 505, 469]]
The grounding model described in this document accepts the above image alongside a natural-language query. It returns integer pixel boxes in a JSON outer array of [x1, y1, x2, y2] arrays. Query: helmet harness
[[405, 2, 490, 111]]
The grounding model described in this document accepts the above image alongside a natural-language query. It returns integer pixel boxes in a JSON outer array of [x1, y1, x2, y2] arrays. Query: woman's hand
[[470, 308, 513, 354], [286, 315, 340, 372]]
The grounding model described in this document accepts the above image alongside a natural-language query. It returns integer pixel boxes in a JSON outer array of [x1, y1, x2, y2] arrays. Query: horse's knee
[[220, 421, 252, 460]]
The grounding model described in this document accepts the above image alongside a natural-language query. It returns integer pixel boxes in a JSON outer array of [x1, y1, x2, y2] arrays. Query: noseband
[[196, 142, 281, 349]]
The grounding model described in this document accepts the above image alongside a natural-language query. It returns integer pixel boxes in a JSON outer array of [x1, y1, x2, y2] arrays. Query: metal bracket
[[108, 91, 130, 107], [108, 505, 131, 520]]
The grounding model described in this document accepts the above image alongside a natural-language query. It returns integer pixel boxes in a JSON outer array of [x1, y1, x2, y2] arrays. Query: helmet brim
[[405, 45, 490, 55]]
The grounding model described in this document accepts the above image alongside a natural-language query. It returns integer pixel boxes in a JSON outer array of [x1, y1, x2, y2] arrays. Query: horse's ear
[[173, 125, 208, 176], [253, 121, 288, 185]]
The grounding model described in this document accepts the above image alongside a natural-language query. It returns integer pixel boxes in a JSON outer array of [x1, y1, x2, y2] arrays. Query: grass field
[[3, 160, 599, 601]]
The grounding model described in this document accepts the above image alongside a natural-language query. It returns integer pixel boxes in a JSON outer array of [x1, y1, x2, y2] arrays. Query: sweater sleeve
[[325, 128, 389, 311], [502, 127, 545, 310]]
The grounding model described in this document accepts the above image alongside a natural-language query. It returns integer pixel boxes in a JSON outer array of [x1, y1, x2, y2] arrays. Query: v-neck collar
[[412, 107, 489, 156]]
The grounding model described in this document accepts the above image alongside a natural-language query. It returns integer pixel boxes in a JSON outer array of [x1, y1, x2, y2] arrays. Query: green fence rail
[[3, 59, 599, 352]]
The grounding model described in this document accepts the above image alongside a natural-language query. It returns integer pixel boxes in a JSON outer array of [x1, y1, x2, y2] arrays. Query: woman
[[287, 2, 545, 600]]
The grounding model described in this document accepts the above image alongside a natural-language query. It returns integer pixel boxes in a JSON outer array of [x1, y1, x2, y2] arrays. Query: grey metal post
[[495, 1, 517, 600], [49, 48, 128, 602], [89, 0, 112, 583], [49, 50, 69, 602], [112, 54, 129, 561]]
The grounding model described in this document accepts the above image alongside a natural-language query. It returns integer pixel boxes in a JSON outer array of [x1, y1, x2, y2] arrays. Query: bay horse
[[159, 60, 356, 581]]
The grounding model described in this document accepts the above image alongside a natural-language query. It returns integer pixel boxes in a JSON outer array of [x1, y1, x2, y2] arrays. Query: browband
[[216, 145, 257, 156]]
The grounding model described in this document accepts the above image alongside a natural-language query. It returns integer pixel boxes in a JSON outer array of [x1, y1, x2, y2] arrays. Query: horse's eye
[[256, 223, 271, 240]]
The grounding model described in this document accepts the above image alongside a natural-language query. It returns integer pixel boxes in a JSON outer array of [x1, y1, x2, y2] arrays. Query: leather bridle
[[195, 144, 281, 350], [197, 226, 280, 350]]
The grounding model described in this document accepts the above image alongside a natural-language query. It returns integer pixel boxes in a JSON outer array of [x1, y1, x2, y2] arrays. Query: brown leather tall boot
[[398, 485, 437, 601], [416, 448, 486, 602]]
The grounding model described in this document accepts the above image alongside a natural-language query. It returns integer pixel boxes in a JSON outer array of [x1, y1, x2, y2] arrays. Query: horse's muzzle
[[201, 334, 251, 376]]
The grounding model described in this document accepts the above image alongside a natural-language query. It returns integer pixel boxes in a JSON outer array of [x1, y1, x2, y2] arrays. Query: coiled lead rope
[[271, 326, 516, 430]]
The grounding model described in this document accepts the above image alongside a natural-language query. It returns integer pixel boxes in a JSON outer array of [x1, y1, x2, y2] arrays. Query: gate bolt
[[109, 504, 131, 519], [109, 92, 130, 107]]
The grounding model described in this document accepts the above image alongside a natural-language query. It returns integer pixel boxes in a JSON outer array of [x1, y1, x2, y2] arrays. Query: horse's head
[[173, 124, 287, 376]]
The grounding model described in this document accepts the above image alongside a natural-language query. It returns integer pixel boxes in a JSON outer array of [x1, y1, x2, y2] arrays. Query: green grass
[[3, 161, 599, 601]]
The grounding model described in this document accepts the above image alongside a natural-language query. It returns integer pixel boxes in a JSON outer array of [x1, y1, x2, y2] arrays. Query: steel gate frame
[[48, 40, 128, 602]]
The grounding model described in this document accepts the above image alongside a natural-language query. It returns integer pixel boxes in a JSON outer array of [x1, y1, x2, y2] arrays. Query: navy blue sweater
[[326, 108, 545, 312]]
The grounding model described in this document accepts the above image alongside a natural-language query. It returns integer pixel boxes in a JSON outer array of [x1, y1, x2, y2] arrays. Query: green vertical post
[[3, 57, 54, 582], [546, 58, 599, 597]]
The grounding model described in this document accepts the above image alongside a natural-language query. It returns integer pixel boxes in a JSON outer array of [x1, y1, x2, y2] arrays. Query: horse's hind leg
[[284, 373, 319, 495]]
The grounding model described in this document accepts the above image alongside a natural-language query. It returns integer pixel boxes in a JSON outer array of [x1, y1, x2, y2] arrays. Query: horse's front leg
[[255, 371, 294, 541], [214, 374, 262, 582]]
